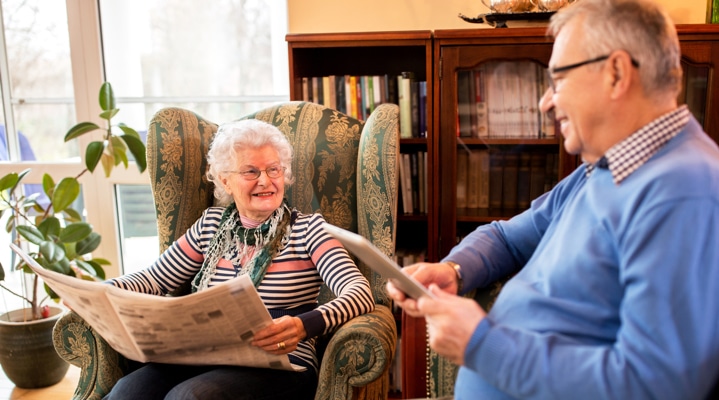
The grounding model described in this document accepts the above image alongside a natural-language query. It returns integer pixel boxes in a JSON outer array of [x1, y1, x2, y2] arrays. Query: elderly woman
[[104, 119, 375, 400]]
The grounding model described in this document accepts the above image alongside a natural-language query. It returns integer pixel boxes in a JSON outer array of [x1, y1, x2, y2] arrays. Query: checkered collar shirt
[[585, 105, 690, 185]]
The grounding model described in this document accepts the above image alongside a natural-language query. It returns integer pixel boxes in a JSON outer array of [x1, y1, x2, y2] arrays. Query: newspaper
[[9, 243, 302, 371]]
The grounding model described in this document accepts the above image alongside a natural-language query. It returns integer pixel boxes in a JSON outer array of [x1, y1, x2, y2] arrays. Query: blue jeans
[[103, 363, 317, 400]]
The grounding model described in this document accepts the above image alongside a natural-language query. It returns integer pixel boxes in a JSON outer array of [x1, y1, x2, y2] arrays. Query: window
[[98, 0, 289, 274], [0, 0, 289, 277], [0, 0, 78, 279]]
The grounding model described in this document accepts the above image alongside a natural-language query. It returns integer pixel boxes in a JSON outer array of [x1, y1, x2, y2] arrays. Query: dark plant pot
[[0, 306, 70, 388]]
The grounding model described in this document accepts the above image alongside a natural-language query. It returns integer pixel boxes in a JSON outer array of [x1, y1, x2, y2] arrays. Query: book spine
[[457, 70, 472, 138], [312, 77, 320, 104], [502, 153, 519, 210], [349, 76, 358, 119], [474, 68, 489, 138], [410, 80, 419, 138], [418, 81, 427, 138], [489, 150, 504, 209], [302, 77, 310, 102], [517, 152, 532, 209], [399, 73, 413, 139], [478, 149, 490, 209], [456, 149, 469, 209], [327, 76, 336, 109], [466, 150, 481, 209], [335, 75, 346, 114]]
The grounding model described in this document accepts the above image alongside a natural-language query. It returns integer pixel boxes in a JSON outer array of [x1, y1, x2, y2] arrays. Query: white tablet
[[322, 223, 435, 299]]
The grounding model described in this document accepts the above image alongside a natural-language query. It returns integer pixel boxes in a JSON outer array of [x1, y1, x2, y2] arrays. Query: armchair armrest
[[52, 311, 135, 400], [315, 305, 397, 400]]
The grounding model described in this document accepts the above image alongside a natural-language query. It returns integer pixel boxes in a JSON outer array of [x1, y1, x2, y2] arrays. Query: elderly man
[[388, 0, 719, 398]]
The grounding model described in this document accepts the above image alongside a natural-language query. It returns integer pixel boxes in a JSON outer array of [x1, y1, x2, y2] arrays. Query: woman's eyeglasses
[[225, 165, 286, 181]]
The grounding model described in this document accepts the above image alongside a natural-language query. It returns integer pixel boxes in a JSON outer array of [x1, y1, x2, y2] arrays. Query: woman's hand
[[251, 315, 306, 355]]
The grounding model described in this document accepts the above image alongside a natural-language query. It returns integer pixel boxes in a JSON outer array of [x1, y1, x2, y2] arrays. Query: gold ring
[[277, 341, 285, 350]]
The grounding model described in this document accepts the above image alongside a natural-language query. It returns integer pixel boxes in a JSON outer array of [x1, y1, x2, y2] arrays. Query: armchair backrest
[[146, 101, 399, 306]]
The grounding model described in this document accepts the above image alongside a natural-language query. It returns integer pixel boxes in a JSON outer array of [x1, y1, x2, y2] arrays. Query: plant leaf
[[91, 257, 111, 265], [64, 122, 101, 142], [5, 216, 14, 233], [75, 259, 105, 280], [121, 134, 147, 173], [59, 222, 93, 243], [5, 169, 31, 195], [118, 123, 141, 140], [63, 241, 77, 260], [38, 216, 61, 238], [100, 152, 114, 177], [63, 207, 83, 222], [85, 141, 105, 172], [98, 82, 115, 112], [44, 282, 61, 301], [52, 177, 81, 213], [76, 232, 101, 255], [99, 109, 119, 120], [17, 225, 45, 244], [111, 136, 128, 168], [87, 259, 107, 280], [40, 240, 66, 264], [0, 172, 19, 192], [46, 257, 72, 275], [42, 173, 55, 198]]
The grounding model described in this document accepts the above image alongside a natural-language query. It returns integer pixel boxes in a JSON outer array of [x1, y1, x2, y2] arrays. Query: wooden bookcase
[[286, 31, 435, 399], [287, 24, 719, 399], [403, 24, 719, 399]]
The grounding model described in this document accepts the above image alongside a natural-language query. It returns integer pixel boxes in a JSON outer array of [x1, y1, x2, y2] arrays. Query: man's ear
[[608, 51, 635, 99]]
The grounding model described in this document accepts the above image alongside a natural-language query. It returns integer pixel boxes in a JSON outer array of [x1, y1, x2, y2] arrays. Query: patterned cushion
[[53, 101, 400, 400]]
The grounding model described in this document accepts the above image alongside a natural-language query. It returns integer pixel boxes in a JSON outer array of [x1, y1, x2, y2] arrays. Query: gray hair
[[206, 119, 294, 206], [548, 0, 682, 98]]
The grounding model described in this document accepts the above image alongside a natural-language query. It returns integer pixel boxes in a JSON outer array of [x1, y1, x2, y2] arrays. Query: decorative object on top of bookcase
[[533, 0, 575, 12], [459, 11, 555, 28], [481, 0, 534, 13]]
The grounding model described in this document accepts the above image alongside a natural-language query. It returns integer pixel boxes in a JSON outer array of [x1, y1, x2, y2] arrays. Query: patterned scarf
[[192, 201, 292, 292]]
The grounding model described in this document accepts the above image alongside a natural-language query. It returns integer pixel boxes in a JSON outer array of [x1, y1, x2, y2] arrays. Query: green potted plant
[[0, 82, 146, 388]]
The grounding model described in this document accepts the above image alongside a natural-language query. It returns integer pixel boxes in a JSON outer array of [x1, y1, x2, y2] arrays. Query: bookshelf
[[286, 31, 434, 399], [287, 24, 719, 399], [409, 24, 719, 399]]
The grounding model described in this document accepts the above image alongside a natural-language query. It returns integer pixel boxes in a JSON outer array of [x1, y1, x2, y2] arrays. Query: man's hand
[[386, 262, 460, 317], [418, 284, 486, 366]]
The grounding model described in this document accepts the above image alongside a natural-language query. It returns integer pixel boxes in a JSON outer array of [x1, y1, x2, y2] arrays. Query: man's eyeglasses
[[546, 54, 640, 91], [225, 165, 286, 181]]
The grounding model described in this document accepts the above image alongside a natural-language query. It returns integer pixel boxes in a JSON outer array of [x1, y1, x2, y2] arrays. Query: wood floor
[[0, 365, 79, 400]]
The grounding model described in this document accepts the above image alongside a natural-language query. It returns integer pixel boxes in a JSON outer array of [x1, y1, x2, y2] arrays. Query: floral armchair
[[52, 101, 400, 400]]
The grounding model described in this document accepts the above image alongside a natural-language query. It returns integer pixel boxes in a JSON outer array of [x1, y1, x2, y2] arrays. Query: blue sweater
[[448, 118, 719, 399]]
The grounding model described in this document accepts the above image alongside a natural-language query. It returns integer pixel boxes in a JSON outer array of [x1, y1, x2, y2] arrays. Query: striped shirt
[[109, 207, 375, 371], [586, 105, 690, 184]]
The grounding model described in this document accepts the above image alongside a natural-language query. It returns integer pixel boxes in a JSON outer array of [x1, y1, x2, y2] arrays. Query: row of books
[[300, 73, 428, 138], [456, 149, 559, 210], [399, 151, 428, 215], [457, 61, 556, 139]]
